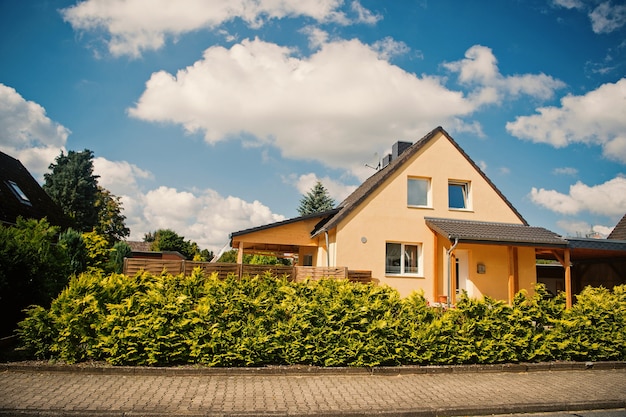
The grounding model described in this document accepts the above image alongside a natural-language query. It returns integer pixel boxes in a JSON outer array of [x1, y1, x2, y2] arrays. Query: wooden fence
[[123, 258, 375, 283]]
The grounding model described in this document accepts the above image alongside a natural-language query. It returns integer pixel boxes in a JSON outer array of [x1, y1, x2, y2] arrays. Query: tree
[[44, 150, 100, 232], [82, 231, 111, 271], [94, 186, 130, 244], [58, 228, 87, 276], [145, 229, 192, 259], [108, 241, 131, 273], [145, 229, 213, 260], [297, 181, 335, 216]]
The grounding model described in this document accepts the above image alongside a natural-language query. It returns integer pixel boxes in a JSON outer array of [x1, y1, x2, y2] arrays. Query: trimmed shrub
[[17, 271, 626, 366]]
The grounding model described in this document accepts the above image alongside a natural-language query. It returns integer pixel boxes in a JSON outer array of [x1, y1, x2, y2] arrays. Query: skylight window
[[6, 180, 31, 205]]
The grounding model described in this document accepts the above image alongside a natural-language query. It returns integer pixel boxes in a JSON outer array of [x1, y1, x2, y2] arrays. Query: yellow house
[[231, 127, 572, 304]]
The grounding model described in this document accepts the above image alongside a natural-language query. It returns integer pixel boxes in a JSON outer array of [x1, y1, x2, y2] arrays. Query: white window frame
[[407, 177, 431, 208], [385, 242, 423, 277], [448, 180, 471, 210]]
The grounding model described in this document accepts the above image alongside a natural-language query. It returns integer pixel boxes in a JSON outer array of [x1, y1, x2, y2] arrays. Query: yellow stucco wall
[[334, 131, 533, 300]]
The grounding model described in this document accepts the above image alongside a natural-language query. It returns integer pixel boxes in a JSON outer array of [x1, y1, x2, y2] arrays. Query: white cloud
[[61, 0, 377, 57], [553, 167, 578, 176], [371, 37, 410, 60], [0, 84, 70, 179], [134, 39, 537, 180], [556, 219, 613, 238], [350, 0, 382, 24], [506, 78, 626, 163], [443, 45, 565, 106], [552, 0, 584, 9], [530, 176, 626, 217], [552, 0, 626, 34], [93, 157, 153, 196], [88, 162, 287, 252], [290, 173, 357, 203], [589, 2, 626, 34], [129, 41, 563, 181], [301, 26, 330, 50], [125, 186, 285, 252]]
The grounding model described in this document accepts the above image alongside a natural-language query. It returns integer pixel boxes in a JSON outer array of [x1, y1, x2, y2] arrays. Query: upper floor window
[[449, 180, 470, 210], [6, 180, 31, 206], [386, 242, 421, 276], [407, 177, 431, 208]]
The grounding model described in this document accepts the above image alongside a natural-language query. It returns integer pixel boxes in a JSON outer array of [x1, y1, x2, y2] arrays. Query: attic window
[[6, 180, 31, 206], [449, 180, 470, 210], [408, 177, 431, 208]]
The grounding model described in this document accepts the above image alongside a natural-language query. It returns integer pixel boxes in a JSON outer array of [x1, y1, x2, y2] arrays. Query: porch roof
[[425, 217, 567, 248], [230, 208, 339, 239]]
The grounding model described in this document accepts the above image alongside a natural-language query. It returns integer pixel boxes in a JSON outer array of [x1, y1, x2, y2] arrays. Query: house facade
[[230, 127, 623, 305]]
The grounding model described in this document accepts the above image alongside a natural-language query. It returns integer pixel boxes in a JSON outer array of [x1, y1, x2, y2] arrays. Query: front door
[[455, 250, 471, 297]]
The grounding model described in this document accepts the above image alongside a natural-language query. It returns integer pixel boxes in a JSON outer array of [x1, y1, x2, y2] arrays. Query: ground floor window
[[385, 242, 421, 276]]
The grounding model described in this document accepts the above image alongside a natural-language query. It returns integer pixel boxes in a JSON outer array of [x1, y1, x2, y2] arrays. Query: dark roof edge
[[230, 208, 341, 239]]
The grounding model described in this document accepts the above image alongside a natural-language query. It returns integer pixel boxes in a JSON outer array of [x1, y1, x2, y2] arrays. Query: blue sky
[[1, 0, 625, 253]]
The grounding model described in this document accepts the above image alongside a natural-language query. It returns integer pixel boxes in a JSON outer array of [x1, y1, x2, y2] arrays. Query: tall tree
[[43, 150, 99, 232], [94, 186, 130, 244], [297, 181, 335, 216]]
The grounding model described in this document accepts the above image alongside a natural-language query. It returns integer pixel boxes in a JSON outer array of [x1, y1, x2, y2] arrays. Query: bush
[[0, 218, 70, 337], [16, 271, 626, 367]]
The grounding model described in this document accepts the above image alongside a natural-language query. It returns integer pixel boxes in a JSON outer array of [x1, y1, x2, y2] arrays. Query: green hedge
[[17, 270, 626, 366]]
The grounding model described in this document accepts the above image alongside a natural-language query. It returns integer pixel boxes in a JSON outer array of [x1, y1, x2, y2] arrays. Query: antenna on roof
[[364, 152, 381, 171]]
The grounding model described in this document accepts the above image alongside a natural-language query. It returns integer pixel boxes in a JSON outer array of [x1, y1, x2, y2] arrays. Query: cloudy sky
[[1, 0, 625, 253]]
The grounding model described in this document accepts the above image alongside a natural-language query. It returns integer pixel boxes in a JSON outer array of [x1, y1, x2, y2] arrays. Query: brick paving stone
[[0, 365, 625, 416]]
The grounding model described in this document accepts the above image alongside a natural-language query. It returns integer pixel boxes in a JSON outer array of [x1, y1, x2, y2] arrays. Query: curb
[[1, 360, 625, 376], [1, 403, 625, 417]]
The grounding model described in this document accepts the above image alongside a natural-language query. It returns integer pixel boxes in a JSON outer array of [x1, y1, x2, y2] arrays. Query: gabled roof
[[312, 126, 527, 237], [425, 217, 567, 247], [608, 213, 626, 240], [0, 151, 71, 228]]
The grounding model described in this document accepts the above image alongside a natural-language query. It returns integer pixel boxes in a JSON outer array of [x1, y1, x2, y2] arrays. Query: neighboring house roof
[[0, 151, 71, 228], [608, 214, 626, 240], [126, 240, 152, 252], [425, 217, 567, 247], [312, 126, 527, 238]]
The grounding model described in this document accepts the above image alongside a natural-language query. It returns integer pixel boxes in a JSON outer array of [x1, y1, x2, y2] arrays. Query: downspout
[[325, 231, 330, 267], [446, 237, 459, 308]]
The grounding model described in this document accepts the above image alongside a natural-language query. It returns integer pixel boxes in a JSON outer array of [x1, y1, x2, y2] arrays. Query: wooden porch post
[[552, 249, 573, 309], [564, 249, 572, 309], [507, 246, 515, 305], [237, 241, 244, 264], [433, 233, 439, 303], [450, 253, 457, 305]]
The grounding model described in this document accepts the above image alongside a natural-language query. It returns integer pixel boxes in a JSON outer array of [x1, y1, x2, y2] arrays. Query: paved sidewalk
[[1, 362, 625, 417]]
